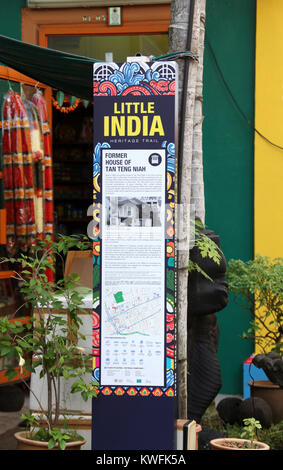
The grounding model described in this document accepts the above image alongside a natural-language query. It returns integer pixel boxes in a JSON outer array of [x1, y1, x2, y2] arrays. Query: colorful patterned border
[[92, 61, 177, 398]]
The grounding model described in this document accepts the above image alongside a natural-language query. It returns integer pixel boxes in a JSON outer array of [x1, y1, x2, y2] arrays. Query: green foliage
[[226, 420, 283, 450], [21, 411, 85, 450], [202, 403, 283, 450], [195, 233, 221, 266], [227, 255, 283, 353], [47, 428, 83, 450], [188, 259, 214, 281], [188, 220, 222, 280], [240, 418, 262, 448], [0, 234, 98, 449]]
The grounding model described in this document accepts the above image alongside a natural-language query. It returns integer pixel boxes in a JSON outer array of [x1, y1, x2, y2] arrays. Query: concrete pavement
[[0, 395, 29, 450]]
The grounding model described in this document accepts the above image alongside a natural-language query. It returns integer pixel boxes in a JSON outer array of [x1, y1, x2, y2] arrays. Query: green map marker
[[114, 291, 124, 304]]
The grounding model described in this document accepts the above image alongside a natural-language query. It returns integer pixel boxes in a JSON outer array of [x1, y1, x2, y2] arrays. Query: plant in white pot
[[0, 234, 98, 450]]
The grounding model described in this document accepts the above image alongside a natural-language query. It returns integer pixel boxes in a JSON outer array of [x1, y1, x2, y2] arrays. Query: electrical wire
[[206, 37, 283, 151]]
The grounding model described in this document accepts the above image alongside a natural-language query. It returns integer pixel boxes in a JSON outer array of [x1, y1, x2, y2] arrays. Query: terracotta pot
[[249, 380, 283, 424], [195, 424, 202, 450], [14, 431, 86, 450], [210, 437, 270, 451]]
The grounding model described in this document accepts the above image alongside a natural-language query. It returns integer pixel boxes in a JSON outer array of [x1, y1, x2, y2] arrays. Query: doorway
[[22, 4, 170, 241]]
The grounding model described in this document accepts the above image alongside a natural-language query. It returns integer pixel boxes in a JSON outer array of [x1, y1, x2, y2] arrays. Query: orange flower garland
[[52, 96, 81, 113]]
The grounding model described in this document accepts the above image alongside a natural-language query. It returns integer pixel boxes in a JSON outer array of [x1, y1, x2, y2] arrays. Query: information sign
[[92, 61, 178, 450]]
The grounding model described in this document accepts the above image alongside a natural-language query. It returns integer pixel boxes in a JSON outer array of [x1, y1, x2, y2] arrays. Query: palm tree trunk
[[169, 0, 206, 418], [191, 0, 206, 225]]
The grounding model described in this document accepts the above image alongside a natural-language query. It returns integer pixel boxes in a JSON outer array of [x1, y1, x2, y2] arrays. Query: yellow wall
[[255, 0, 283, 259], [254, 0, 283, 353]]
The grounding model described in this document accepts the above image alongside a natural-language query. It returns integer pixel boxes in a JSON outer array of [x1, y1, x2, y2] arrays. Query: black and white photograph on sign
[[106, 196, 162, 227]]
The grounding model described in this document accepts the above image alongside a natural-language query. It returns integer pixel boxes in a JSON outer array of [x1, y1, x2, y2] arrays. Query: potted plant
[[210, 418, 270, 450], [0, 234, 98, 450], [227, 255, 283, 423], [227, 255, 283, 355]]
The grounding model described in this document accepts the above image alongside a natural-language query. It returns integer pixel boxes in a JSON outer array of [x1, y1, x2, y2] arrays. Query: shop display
[[1, 83, 91, 266], [52, 101, 92, 236], [32, 88, 54, 240], [2, 87, 54, 258], [22, 97, 44, 238], [2, 89, 37, 253]]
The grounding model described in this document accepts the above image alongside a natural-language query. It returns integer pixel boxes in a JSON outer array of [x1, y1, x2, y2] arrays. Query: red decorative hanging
[[52, 96, 81, 113], [2, 87, 54, 283], [32, 88, 54, 240], [2, 90, 37, 253], [32, 88, 54, 282]]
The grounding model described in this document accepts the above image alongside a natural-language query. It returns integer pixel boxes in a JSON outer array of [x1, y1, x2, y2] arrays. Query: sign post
[[92, 61, 178, 450]]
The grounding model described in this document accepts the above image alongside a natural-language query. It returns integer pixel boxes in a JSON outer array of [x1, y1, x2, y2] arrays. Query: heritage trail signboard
[[92, 61, 178, 450]]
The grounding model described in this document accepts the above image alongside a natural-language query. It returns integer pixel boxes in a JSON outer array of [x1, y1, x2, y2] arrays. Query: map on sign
[[103, 287, 162, 337]]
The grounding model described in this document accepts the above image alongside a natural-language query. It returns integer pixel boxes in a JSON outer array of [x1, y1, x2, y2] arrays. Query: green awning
[[0, 35, 100, 100], [0, 35, 189, 101]]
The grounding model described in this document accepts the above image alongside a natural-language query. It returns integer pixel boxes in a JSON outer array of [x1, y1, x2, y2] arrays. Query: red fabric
[[32, 89, 54, 238], [32, 89, 54, 282], [2, 90, 36, 253], [23, 98, 44, 238], [2, 89, 54, 280]]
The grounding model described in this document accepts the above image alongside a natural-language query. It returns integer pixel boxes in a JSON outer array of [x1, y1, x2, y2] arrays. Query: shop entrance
[[49, 30, 168, 240], [29, 4, 170, 243], [52, 100, 93, 238]]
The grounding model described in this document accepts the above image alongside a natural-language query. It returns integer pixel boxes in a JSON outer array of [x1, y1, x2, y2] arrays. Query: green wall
[[203, 0, 256, 393], [0, 0, 256, 394], [0, 0, 26, 40], [0, 1, 26, 208]]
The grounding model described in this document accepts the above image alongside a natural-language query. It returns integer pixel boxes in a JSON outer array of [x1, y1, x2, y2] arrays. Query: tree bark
[[169, 0, 206, 419], [191, 0, 206, 225]]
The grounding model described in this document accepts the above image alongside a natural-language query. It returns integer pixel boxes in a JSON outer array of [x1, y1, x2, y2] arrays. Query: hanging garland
[[52, 96, 81, 113]]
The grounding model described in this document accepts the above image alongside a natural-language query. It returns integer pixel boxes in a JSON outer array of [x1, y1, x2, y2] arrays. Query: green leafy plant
[[212, 418, 264, 449], [0, 234, 98, 450], [240, 418, 262, 448], [188, 219, 222, 280], [227, 255, 283, 353], [225, 420, 283, 450]]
